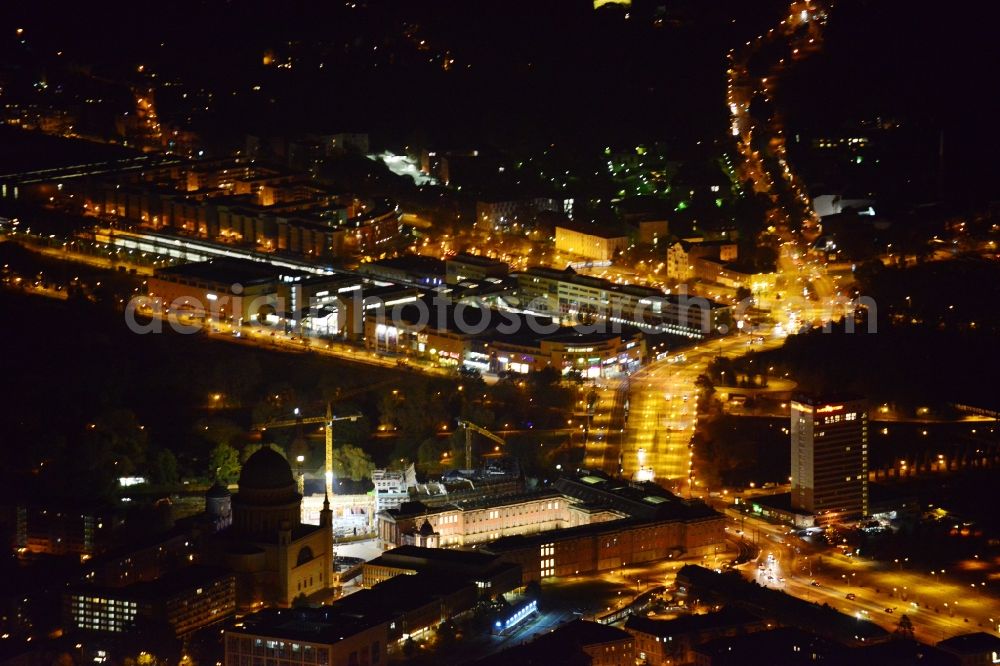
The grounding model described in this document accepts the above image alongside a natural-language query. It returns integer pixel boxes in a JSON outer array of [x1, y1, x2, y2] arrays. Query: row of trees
[[707, 354, 770, 388], [207, 440, 374, 485]]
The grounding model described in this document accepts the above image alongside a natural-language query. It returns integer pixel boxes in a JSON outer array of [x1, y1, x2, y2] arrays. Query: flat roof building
[[474, 618, 634, 666], [791, 394, 869, 522], [225, 605, 388, 666], [480, 473, 725, 584], [336, 572, 478, 643], [625, 607, 768, 666], [446, 253, 509, 285], [375, 488, 621, 550], [66, 566, 235, 637], [361, 545, 522, 594], [365, 297, 646, 378], [359, 255, 446, 287], [554, 223, 630, 262], [937, 632, 1000, 666], [512, 265, 730, 338]]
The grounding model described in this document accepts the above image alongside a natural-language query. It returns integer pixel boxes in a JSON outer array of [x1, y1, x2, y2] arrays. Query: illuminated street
[[1, 1, 997, 664], [725, 509, 1000, 643]]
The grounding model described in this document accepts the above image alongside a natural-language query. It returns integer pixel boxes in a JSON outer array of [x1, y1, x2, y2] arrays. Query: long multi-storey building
[[224, 606, 388, 666], [790, 394, 869, 521], [76, 159, 401, 258], [481, 474, 725, 583], [377, 489, 623, 549], [376, 472, 725, 585], [65, 566, 236, 637], [225, 561, 510, 666], [365, 299, 646, 378], [512, 266, 730, 338]]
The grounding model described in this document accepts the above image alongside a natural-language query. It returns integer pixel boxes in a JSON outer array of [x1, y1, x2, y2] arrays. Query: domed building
[[205, 480, 232, 530], [232, 445, 301, 535], [206, 446, 333, 609]]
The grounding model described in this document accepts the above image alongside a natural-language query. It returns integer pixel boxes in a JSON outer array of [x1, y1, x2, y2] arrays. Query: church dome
[[232, 446, 301, 537], [238, 446, 295, 491]]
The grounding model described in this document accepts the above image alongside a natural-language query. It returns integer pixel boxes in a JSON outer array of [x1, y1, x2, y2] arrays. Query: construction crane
[[257, 403, 359, 497], [254, 379, 398, 497], [456, 419, 505, 470]]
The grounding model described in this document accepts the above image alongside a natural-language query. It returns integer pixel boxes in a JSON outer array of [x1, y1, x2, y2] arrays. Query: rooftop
[[367, 254, 447, 276], [624, 606, 760, 638], [154, 257, 293, 286], [675, 238, 738, 250], [555, 472, 720, 521], [482, 517, 641, 552], [337, 572, 473, 615], [448, 253, 509, 269], [364, 546, 522, 593], [482, 475, 720, 553], [382, 489, 564, 520], [70, 566, 233, 602], [555, 221, 630, 239], [473, 619, 631, 666], [373, 544, 500, 566], [519, 266, 728, 308], [792, 393, 867, 407], [228, 606, 388, 645], [694, 627, 841, 665], [937, 631, 1000, 655]]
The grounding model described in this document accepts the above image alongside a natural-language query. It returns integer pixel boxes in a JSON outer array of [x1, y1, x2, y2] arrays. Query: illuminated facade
[[205, 446, 335, 609], [478, 474, 726, 584], [514, 266, 730, 338], [66, 566, 236, 637], [146, 257, 366, 333], [666, 240, 739, 282], [445, 252, 509, 285], [791, 394, 869, 521], [365, 300, 646, 378], [689, 257, 776, 292], [225, 608, 387, 666], [554, 224, 629, 262], [77, 159, 400, 258], [376, 490, 624, 549]]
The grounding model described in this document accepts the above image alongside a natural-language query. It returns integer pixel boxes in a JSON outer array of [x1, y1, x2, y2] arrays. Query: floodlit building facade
[[376, 489, 623, 549], [554, 224, 629, 262]]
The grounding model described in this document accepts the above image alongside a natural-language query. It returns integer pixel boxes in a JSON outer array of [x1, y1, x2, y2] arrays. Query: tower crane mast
[[456, 419, 505, 470], [254, 379, 398, 496]]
